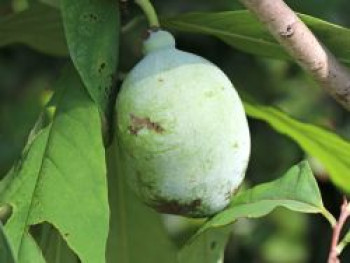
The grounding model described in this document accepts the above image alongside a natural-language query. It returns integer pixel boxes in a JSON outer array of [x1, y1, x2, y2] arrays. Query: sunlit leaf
[[244, 102, 350, 193], [191, 162, 334, 242], [0, 66, 109, 263]]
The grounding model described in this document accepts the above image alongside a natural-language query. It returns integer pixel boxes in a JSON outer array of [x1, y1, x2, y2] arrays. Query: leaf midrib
[[17, 87, 66, 258]]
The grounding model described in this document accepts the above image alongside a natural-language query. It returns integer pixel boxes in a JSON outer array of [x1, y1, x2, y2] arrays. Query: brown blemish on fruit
[[128, 114, 164, 135], [153, 198, 202, 216], [225, 186, 240, 201]]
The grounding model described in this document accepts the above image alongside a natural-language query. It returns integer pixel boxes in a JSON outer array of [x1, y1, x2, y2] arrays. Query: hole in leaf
[[30, 222, 79, 263], [0, 204, 13, 225], [210, 241, 217, 250]]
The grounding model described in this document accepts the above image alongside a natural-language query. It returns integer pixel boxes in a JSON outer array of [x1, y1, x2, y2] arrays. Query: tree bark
[[239, 0, 350, 111]]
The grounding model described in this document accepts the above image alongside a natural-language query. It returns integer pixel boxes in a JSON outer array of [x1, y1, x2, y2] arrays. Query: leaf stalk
[[134, 0, 160, 28]]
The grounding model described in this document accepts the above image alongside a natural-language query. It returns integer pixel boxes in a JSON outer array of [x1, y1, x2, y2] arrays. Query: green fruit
[[116, 30, 250, 217]]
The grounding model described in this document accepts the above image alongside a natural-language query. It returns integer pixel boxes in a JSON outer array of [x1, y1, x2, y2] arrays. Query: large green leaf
[[61, 0, 120, 112], [0, 66, 109, 263], [106, 141, 178, 263], [163, 11, 350, 64], [244, 102, 350, 193], [0, 222, 16, 263], [0, 2, 67, 56], [191, 162, 334, 242]]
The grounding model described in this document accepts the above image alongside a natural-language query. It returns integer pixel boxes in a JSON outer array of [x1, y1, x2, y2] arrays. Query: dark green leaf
[[0, 2, 67, 56], [163, 11, 350, 64], [0, 66, 109, 263], [61, 0, 120, 112], [39, 0, 60, 8], [244, 102, 350, 193], [0, 222, 16, 263]]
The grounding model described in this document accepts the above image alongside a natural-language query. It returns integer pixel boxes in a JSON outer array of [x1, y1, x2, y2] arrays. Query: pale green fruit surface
[[116, 30, 250, 217]]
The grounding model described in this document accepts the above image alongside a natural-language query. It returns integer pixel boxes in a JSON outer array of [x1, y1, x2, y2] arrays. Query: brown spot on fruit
[[128, 114, 164, 135], [225, 186, 239, 200], [153, 198, 202, 216]]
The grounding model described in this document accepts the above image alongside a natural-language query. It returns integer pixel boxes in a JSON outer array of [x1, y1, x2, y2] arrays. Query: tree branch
[[327, 198, 350, 263], [239, 0, 350, 111]]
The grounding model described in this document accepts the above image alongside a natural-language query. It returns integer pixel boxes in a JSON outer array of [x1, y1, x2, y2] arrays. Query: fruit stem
[[135, 0, 160, 28]]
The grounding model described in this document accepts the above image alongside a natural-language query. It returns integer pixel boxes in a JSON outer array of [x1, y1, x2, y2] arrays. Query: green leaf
[[61, 0, 120, 112], [0, 66, 109, 263], [0, 222, 16, 263], [178, 225, 231, 263], [338, 225, 350, 254], [0, 2, 68, 56], [244, 102, 350, 193], [192, 161, 334, 241], [106, 141, 178, 263], [163, 11, 350, 64]]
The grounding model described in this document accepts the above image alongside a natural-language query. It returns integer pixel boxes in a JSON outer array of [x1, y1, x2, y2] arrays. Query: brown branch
[[328, 198, 350, 263], [238, 0, 350, 111]]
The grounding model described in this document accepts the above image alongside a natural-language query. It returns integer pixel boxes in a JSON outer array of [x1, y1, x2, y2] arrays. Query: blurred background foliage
[[0, 0, 349, 262]]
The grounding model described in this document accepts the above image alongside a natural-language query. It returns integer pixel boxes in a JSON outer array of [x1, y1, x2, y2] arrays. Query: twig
[[328, 198, 350, 263], [134, 0, 159, 28], [238, 0, 350, 111]]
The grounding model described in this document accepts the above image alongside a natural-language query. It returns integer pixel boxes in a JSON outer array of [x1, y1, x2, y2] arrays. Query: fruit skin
[[116, 30, 250, 217]]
